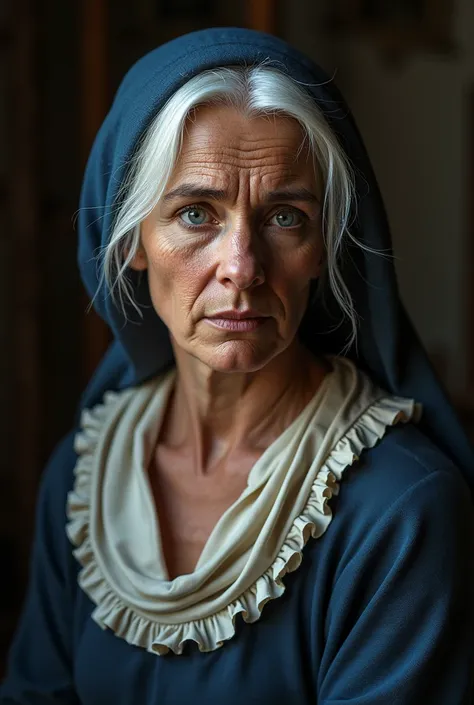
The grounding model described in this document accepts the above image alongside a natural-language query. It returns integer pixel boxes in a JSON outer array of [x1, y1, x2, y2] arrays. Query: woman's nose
[[215, 227, 266, 290]]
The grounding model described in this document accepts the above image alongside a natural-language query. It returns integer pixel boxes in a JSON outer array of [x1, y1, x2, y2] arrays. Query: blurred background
[[1, 0, 473, 672]]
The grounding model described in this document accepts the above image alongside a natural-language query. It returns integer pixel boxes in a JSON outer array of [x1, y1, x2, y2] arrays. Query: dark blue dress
[[2, 423, 474, 704]]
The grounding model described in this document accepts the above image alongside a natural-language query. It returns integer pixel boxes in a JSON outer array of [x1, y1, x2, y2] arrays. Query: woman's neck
[[159, 340, 329, 476]]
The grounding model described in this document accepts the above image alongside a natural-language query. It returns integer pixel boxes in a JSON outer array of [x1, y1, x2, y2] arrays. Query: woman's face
[[134, 105, 324, 373]]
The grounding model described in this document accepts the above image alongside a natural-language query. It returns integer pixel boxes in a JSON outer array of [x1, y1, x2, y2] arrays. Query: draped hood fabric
[[77, 27, 474, 487]]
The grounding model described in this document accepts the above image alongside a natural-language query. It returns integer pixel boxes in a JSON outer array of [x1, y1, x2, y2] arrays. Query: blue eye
[[180, 206, 209, 227], [270, 210, 303, 228]]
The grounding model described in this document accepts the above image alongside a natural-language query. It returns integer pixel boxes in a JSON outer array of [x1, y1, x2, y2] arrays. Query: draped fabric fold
[[67, 357, 419, 655]]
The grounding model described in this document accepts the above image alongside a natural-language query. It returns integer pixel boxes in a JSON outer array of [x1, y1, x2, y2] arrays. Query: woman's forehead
[[182, 104, 305, 150], [167, 105, 319, 195]]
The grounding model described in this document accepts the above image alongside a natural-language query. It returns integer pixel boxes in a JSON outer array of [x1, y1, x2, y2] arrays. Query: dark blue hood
[[77, 27, 474, 485]]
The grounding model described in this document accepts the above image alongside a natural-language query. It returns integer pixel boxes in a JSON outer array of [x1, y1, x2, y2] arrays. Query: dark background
[[1, 0, 473, 673]]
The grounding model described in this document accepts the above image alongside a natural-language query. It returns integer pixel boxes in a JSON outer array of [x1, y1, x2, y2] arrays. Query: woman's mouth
[[205, 317, 267, 332], [205, 310, 269, 332]]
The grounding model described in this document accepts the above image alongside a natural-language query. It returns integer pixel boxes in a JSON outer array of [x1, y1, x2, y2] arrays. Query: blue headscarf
[[77, 27, 474, 488]]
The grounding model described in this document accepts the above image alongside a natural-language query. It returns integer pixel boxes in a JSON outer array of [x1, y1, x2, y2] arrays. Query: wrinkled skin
[[131, 104, 329, 577]]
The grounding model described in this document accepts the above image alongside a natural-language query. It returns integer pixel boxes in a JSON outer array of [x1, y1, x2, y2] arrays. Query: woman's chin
[[194, 339, 282, 374]]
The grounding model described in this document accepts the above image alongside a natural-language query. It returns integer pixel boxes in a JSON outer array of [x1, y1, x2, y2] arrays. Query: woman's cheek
[[155, 224, 218, 259]]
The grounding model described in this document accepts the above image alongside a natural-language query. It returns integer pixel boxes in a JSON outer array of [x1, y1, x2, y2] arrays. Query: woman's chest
[[148, 449, 257, 579]]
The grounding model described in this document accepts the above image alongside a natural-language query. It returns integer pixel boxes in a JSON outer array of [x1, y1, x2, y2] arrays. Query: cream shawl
[[66, 357, 419, 655]]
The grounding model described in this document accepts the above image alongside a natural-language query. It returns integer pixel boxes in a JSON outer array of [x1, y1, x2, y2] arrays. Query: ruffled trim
[[67, 389, 419, 656]]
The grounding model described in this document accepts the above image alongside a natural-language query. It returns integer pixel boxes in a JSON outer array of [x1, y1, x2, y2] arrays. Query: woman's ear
[[128, 245, 148, 271]]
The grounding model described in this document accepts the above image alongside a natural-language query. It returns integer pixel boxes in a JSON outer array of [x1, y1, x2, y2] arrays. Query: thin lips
[[207, 310, 268, 320]]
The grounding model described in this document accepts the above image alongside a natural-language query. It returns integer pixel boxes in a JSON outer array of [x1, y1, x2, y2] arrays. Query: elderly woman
[[2, 27, 474, 705]]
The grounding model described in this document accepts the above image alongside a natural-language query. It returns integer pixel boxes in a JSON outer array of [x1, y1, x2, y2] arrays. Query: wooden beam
[[11, 0, 41, 577], [246, 0, 278, 34], [81, 0, 107, 156], [468, 87, 474, 399], [80, 0, 111, 384]]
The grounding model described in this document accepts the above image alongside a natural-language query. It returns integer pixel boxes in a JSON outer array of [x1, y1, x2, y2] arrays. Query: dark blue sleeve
[[318, 467, 474, 704], [0, 433, 80, 704]]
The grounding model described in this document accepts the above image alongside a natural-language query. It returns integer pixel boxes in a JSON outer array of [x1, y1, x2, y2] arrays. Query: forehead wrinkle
[[176, 153, 307, 174], [171, 164, 318, 200], [207, 137, 302, 152], [180, 142, 302, 161], [169, 167, 232, 192], [258, 169, 307, 190], [169, 110, 319, 203], [173, 146, 317, 197], [180, 105, 307, 163]]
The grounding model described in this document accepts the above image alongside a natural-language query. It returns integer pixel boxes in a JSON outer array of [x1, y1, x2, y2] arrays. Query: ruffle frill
[[67, 388, 418, 655]]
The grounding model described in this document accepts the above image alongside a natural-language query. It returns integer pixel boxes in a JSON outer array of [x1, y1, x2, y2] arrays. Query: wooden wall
[[0, 0, 278, 671]]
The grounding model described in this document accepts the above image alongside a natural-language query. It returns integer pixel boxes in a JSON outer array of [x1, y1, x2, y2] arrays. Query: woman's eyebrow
[[163, 185, 227, 201], [163, 184, 320, 204]]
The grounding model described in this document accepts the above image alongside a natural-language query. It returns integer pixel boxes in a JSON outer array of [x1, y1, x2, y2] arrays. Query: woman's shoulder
[[367, 421, 468, 490], [301, 422, 474, 608], [23, 429, 82, 589], [30, 431, 80, 551], [334, 422, 473, 537]]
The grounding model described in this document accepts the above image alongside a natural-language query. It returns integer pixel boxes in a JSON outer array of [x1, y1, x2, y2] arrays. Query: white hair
[[99, 64, 361, 347]]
